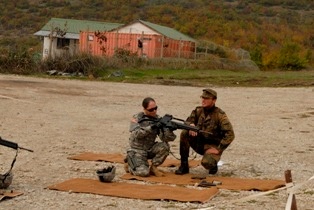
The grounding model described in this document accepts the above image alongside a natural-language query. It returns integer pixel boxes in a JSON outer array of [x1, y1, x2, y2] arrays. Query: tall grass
[[0, 48, 313, 87]]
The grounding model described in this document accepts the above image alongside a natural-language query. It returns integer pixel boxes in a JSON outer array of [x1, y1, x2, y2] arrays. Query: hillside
[[0, 0, 313, 69]]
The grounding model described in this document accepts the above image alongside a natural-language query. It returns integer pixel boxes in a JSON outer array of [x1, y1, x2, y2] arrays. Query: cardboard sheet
[[47, 178, 219, 203], [121, 172, 286, 191], [68, 152, 200, 168], [0, 190, 23, 201]]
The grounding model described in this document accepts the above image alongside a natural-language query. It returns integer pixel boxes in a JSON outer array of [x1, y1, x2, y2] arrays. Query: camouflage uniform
[[179, 105, 235, 171], [127, 112, 176, 177]]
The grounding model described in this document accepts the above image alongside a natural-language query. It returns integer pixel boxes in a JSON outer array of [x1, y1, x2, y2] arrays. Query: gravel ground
[[0, 74, 313, 210]]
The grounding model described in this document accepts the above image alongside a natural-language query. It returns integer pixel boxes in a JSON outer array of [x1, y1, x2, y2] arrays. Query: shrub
[[0, 47, 38, 74], [277, 42, 308, 70]]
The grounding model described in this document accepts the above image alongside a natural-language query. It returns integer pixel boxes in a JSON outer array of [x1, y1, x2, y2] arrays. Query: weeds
[[0, 47, 313, 87]]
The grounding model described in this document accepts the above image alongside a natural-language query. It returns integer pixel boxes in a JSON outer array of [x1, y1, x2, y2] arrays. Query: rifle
[[0, 137, 33, 188], [0, 137, 34, 152], [144, 114, 212, 135]]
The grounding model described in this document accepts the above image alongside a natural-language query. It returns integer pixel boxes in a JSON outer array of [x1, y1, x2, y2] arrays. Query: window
[[57, 38, 70, 49]]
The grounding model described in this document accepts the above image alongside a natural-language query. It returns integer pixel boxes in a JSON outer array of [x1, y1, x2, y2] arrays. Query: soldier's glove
[[151, 119, 163, 130]]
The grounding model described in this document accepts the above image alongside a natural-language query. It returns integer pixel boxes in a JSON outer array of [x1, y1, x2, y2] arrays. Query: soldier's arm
[[158, 128, 177, 142], [129, 116, 155, 138], [217, 112, 235, 152]]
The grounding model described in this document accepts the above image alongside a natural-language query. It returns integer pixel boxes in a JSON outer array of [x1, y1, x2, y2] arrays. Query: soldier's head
[[142, 97, 158, 117], [200, 88, 217, 108]]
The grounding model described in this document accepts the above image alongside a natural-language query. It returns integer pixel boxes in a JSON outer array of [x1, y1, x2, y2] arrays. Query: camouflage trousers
[[127, 141, 170, 177], [179, 130, 222, 170]]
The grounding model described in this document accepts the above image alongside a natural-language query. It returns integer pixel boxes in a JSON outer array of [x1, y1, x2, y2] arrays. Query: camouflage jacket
[[129, 112, 176, 150], [186, 105, 235, 151]]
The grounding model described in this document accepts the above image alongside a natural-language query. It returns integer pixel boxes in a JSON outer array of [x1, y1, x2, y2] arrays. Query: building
[[35, 18, 196, 59], [80, 20, 196, 59], [34, 18, 123, 59]]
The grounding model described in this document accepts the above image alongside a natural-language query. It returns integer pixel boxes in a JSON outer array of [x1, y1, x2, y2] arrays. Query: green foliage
[[277, 42, 308, 70], [0, 47, 38, 74], [0, 0, 313, 70], [39, 53, 104, 76], [250, 45, 263, 67], [114, 48, 138, 59]]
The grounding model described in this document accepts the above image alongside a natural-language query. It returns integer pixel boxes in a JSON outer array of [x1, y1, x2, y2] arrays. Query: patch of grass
[[304, 190, 314, 195], [99, 68, 314, 87]]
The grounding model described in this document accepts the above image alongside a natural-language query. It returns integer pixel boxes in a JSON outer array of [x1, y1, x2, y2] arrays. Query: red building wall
[[80, 31, 195, 59]]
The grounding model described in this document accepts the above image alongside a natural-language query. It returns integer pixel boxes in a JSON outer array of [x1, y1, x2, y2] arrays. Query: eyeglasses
[[146, 106, 158, 112]]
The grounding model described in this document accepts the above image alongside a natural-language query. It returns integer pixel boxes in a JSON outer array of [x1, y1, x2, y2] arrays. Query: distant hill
[[0, 0, 313, 69]]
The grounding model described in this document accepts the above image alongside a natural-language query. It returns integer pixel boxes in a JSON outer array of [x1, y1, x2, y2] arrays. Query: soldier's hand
[[151, 121, 163, 130], [189, 124, 198, 136], [189, 130, 198, 136], [205, 147, 220, 155]]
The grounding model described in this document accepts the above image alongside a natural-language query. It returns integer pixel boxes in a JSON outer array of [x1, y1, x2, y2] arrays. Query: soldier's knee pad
[[201, 154, 217, 169], [132, 165, 150, 177]]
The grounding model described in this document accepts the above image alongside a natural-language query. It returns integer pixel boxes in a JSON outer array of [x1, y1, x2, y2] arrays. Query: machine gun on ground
[[0, 137, 33, 189], [0, 137, 34, 153]]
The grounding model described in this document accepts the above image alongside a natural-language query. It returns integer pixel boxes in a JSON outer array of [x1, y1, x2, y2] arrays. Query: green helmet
[[96, 166, 116, 182], [0, 172, 13, 189]]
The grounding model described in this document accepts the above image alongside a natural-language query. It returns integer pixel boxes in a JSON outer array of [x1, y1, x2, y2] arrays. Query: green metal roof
[[39, 18, 123, 33], [36, 18, 195, 42], [139, 20, 195, 42]]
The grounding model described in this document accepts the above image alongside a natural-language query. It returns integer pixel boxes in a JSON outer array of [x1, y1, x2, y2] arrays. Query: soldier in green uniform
[[126, 97, 176, 177], [175, 88, 235, 175]]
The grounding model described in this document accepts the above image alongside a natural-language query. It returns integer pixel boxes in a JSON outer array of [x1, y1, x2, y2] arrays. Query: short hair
[[142, 97, 155, 109]]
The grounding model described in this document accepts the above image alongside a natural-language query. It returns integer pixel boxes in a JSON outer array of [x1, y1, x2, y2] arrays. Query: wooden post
[[178, 38, 182, 58], [194, 42, 197, 59], [161, 36, 164, 58], [141, 31, 144, 57], [285, 170, 297, 210], [48, 29, 53, 59]]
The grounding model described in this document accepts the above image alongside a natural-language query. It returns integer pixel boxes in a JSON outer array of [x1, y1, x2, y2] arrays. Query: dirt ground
[[0, 74, 313, 210]]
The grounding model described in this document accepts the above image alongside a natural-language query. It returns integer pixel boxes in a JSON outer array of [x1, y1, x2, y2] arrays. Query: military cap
[[201, 88, 217, 99]]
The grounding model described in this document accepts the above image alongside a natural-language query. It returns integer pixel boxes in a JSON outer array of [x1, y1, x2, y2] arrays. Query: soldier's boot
[[149, 165, 165, 177], [208, 165, 218, 175], [124, 163, 129, 173], [123, 157, 129, 173], [175, 160, 189, 175]]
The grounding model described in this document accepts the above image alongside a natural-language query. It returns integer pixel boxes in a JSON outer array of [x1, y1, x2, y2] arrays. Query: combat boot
[[124, 162, 129, 173], [208, 165, 218, 175], [123, 157, 129, 173], [149, 165, 165, 177], [175, 161, 189, 175]]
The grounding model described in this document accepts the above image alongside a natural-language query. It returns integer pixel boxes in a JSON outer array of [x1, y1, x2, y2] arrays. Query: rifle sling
[[2, 150, 18, 184]]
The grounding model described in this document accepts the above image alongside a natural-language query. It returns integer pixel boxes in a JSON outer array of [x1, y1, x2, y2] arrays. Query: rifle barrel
[[18, 146, 34, 153], [0, 137, 34, 152]]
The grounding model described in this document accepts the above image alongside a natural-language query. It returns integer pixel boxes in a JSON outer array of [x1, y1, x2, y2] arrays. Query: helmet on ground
[[96, 165, 116, 182], [0, 171, 13, 189]]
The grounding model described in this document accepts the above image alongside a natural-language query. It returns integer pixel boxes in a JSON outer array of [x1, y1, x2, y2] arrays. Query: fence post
[[285, 170, 297, 210], [161, 36, 164, 58]]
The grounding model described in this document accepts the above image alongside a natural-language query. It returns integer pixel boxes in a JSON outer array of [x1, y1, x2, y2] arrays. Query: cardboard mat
[[0, 190, 23, 201], [47, 178, 219, 203], [68, 152, 200, 168], [121, 172, 286, 191]]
